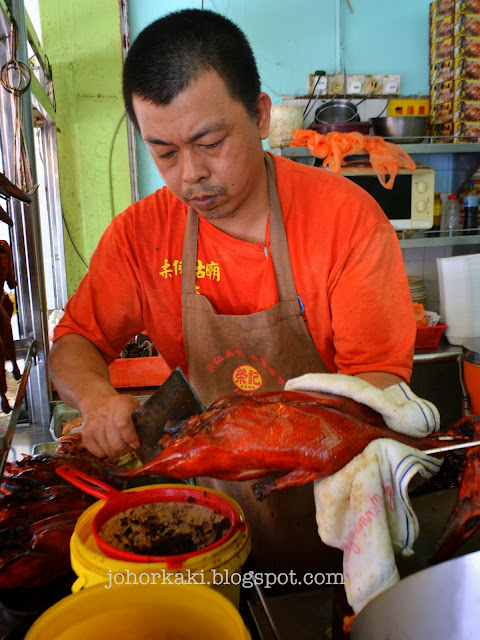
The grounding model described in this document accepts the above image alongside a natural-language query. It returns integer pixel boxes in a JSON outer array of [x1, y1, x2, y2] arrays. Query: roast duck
[[119, 389, 480, 564], [0, 454, 124, 588], [2, 389, 479, 589]]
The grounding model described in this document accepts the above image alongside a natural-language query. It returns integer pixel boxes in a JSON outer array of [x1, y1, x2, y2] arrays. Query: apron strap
[[181, 207, 199, 296], [265, 156, 302, 304]]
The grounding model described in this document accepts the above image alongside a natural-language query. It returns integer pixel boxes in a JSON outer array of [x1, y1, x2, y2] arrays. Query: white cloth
[[285, 373, 440, 436], [314, 439, 443, 614], [284, 373, 443, 614]]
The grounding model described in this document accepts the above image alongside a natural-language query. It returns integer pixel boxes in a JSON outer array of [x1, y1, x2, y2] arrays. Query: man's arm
[[354, 371, 404, 389], [49, 334, 140, 458]]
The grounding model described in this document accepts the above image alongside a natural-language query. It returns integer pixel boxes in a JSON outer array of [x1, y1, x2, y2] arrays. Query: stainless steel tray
[[32, 441, 59, 456], [49, 403, 80, 441]]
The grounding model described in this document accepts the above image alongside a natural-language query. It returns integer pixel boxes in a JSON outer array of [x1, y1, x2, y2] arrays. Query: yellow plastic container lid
[[25, 582, 251, 640]]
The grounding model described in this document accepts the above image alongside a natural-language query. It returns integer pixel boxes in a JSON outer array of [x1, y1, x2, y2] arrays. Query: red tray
[[415, 323, 447, 349], [108, 356, 171, 388]]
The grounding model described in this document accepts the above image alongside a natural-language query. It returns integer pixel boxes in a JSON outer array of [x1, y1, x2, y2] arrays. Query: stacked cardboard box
[[430, 0, 480, 142]]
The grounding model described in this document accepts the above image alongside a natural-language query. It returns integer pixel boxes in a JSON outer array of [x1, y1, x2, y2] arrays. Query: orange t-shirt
[[54, 154, 416, 382]]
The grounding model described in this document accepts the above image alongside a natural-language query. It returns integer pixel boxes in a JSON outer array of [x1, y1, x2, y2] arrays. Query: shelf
[[281, 143, 480, 159], [413, 342, 461, 364], [397, 143, 480, 154], [399, 233, 480, 248]]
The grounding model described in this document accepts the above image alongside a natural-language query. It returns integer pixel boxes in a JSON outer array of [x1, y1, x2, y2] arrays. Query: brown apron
[[181, 157, 338, 575]]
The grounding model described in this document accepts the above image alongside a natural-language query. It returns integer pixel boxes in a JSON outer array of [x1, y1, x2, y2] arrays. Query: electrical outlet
[[307, 74, 327, 96], [383, 74, 401, 95], [346, 74, 365, 95], [365, 74, 384, 95], [327, 74, 345, 95]]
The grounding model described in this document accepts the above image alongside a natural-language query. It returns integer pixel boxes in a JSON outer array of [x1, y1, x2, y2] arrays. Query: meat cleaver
[[131, 367, 205, 464]]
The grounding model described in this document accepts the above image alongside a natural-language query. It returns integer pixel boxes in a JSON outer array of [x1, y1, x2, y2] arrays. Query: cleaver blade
[[131, 367, 205, 464]]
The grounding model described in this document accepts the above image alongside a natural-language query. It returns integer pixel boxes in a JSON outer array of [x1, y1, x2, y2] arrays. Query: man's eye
[[203, 140, 222, 149], [158, 150, 176, 159]]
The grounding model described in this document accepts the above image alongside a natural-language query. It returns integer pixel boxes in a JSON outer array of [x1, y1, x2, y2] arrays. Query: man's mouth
[[189, 195, 219, 211]]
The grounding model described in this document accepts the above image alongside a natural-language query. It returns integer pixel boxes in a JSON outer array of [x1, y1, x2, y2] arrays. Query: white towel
[[285, 373, 440, 436], [314, 439, 443, 614], [284, 373, 443, 615]]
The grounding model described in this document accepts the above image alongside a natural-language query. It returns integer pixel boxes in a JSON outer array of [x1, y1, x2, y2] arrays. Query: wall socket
[[307, 74, 328, 96], [307, 72, 401, 97]]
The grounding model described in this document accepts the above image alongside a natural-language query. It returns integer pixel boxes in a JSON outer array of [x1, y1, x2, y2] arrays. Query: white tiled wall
[[402, 246, 453, 313], [402, 244, 480, 313]]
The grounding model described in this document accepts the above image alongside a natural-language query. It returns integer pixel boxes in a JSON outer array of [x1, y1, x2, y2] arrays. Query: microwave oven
[[339, 164, 435, 231]]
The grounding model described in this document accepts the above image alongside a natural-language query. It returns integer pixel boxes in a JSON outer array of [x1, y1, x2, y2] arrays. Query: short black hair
[[123, 9, 261, 129]]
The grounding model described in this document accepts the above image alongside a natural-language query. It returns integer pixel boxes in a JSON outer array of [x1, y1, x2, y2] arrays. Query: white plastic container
[[441, 194, 461, 236]]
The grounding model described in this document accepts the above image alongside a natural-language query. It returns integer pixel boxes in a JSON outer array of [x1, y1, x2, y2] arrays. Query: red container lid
[[92, 486, 245, 569]]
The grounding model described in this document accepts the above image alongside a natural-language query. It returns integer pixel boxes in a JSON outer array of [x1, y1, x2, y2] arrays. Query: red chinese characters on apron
[[181, 157, 337, 574]]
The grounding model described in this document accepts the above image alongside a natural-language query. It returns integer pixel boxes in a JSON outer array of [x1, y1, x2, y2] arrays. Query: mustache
[[183, 185, 227, 200]]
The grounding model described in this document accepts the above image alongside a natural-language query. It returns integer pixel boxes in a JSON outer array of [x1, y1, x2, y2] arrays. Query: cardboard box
[[431, 36, 480, 63], [431, 58, 455, 82], [455, 13, 480, 35], [432, 122, 455, 142], [431, 80, 455, 103], [455, 76, 480, 97], [454, 120, 480, 139], [431, 14, 455, 43], [431, 101, 454, 123], [455, 35, 480, 55], [454, 56, 480, 77], [456, 0, 480, 13], [454, 98, 480, 119], [431, 0, 455, 21], [430, 36, 455, 63]]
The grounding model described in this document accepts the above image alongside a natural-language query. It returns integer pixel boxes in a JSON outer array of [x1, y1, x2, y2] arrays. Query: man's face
[[133, 70, 271, 221]]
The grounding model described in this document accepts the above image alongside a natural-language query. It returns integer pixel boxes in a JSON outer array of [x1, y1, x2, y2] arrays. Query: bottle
[[432, 193, 442, 236], [463, 181, 478, 235], [441, 194, 461, 237]]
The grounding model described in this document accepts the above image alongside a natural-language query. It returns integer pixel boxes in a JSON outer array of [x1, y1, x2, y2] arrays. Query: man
[[50, 9, 416, 572]]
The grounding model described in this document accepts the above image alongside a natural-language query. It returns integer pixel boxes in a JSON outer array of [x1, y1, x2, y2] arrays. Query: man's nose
[[181, 149, 208, 183]]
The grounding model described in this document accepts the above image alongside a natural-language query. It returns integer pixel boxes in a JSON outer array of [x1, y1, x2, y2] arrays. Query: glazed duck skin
[[120, 390, 441, 499], [433, 415, 480, 563]]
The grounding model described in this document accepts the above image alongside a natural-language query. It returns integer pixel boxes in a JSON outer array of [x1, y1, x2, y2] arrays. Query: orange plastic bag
[[290, 130, 416, 189], [413, 302, 429, 327]]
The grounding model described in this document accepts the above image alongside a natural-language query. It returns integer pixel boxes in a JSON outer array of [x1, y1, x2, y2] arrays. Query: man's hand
[[80, 393, 141, 459], [49, 335, 143, 459]]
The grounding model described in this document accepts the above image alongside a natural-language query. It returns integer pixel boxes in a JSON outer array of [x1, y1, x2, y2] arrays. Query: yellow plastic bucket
[[24, 582, 251, 640], [70, 484, 251, 607]]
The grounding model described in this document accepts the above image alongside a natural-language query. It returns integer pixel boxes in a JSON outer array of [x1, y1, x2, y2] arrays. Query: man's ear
[[255, 92, 272, 140]]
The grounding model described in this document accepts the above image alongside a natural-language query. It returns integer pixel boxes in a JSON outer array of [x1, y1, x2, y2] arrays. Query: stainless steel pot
[[370, 115, 428, 143], [315, 99, 359, 124], [351, 550, 480, 639]]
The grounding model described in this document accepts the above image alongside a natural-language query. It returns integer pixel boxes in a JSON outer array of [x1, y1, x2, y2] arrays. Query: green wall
[[38, 0, 131, 295]]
